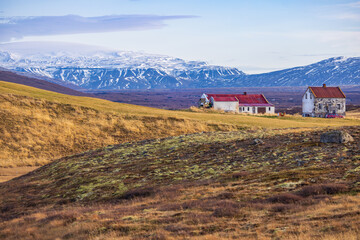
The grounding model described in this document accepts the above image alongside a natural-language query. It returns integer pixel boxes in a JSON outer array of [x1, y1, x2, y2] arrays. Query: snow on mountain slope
[[244, 57, 360, 87], [0, 42, 244, 89], [0, 42, 359, 89]]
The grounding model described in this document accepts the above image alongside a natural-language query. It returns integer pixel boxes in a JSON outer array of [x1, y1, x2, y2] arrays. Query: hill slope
[[1, 80, 360, 167], [0, 69, 90, 96], [0, 127, 359, 239]]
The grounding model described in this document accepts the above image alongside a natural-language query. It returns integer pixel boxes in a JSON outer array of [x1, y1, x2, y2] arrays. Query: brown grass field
[[0, 127, 359, 239], [1, 80, 359, 167], [0, 80, 359, 239]]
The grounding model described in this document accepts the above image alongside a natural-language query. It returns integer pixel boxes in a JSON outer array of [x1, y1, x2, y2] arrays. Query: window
[[268, 107, 271, 111], [248, 107, 250, 111], [337, 104, 341, 110], [318, 104, 322, 110], [310, 94, 312, 99], [305, 94, 308, 99]]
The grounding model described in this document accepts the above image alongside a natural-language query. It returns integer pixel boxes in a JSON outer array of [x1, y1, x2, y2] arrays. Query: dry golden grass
[[347, 108, 360, 119], [1, 80, 359, 168], [2, 81, 359, 129], [1, 186, 358, 240], [0, 93, 240, 167]]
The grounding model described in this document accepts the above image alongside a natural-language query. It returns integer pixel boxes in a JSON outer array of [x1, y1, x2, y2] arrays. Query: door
[[258, 107, 266, 114]]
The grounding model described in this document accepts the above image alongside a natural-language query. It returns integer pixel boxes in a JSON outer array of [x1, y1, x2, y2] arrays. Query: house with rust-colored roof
[[302, 84, 346, 117], [199, 92, 275, 114]]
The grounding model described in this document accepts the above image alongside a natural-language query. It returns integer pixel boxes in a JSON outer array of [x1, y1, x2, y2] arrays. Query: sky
[[0, 0, 359, 73]]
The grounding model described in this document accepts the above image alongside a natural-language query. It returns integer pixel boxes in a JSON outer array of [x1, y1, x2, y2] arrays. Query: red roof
[[207, 94, 273, 106], [309, 86, 345, 98], [211, 96, 238, 102]]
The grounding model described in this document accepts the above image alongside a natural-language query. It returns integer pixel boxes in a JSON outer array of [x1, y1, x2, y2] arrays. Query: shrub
[[212, 206, 239, 218], [211, 200, 241, 218], [266, 193, 304, 204], [270, 203, 294, 213], [120, 187, 156, 200], [295, 184, 348, 197], [215, 192, 235, 199]]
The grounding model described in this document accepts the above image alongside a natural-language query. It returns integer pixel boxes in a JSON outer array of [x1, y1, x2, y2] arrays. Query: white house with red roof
[[210, 96, 239, 112], [200, 92, 275, 114], [302, 84, 346, 117]]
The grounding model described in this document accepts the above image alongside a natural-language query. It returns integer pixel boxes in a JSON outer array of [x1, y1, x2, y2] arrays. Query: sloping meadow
[[1, 80, 360, 167], [0, 93, 240, 167], [0, 127, 359, 239]]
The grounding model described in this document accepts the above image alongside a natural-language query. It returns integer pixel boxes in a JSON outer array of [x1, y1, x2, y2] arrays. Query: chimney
[[323, 84, 326, 88], [243, 92, 247, 95]]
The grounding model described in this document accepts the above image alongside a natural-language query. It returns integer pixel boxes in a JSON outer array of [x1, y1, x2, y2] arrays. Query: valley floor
[[0, 167, 38, 183]]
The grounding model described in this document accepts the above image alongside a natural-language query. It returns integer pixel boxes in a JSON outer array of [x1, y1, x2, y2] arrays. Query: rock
[[320, 130, 354, 143], [253, 139, 264, 145]]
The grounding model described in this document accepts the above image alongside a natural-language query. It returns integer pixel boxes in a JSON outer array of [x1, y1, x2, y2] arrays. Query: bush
[[295, 184, 348, 197], [215, 192, 235, 199], [266, 193, 303, 204], [212, 206, 239, 218], [120, 187, 156, 200], [211, 200, 241, 218], [270, 203, 294, 212]]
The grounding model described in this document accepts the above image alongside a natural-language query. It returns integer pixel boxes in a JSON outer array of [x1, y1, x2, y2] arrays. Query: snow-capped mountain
[[0, 42, 244, 89], [243, 57, 360, 87], [0, 42, 359, 89]]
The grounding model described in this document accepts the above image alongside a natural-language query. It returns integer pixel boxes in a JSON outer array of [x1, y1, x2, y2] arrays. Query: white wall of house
[[213, 101, 239, 112], [239, 106, 253, 113], [265, 106, 275, 114], [302, 88, 315, 116], [240, 106, 275, 114]]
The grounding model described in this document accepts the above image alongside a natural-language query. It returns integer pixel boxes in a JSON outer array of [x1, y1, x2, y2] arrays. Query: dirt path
[[0, 167, 38, 183]]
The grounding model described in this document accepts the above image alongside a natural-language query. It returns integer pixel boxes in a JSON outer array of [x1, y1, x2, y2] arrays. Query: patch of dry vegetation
[[0, 127, 359, 239], [347, 107, 360, 119], [0, 93, 241, 167]]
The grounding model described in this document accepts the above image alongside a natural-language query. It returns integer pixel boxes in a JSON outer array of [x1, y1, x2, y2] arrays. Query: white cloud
[[0, 14, 196, 42]]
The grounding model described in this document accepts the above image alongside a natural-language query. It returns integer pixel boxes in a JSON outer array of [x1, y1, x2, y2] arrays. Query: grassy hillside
[[2, 81, 360, 128], [0, 127, 359, 239], [1, 80, 360, 167], [0, 93, 238, 167]]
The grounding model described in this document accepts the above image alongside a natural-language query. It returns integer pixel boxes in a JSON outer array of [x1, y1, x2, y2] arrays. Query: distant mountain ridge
[[0, 69, 91, 97], [0, 42, 359, 89], [244, 57, 360, 87]]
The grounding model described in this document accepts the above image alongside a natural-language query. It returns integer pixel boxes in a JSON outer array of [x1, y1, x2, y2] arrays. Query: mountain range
[[0, 42, 359, 90]]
